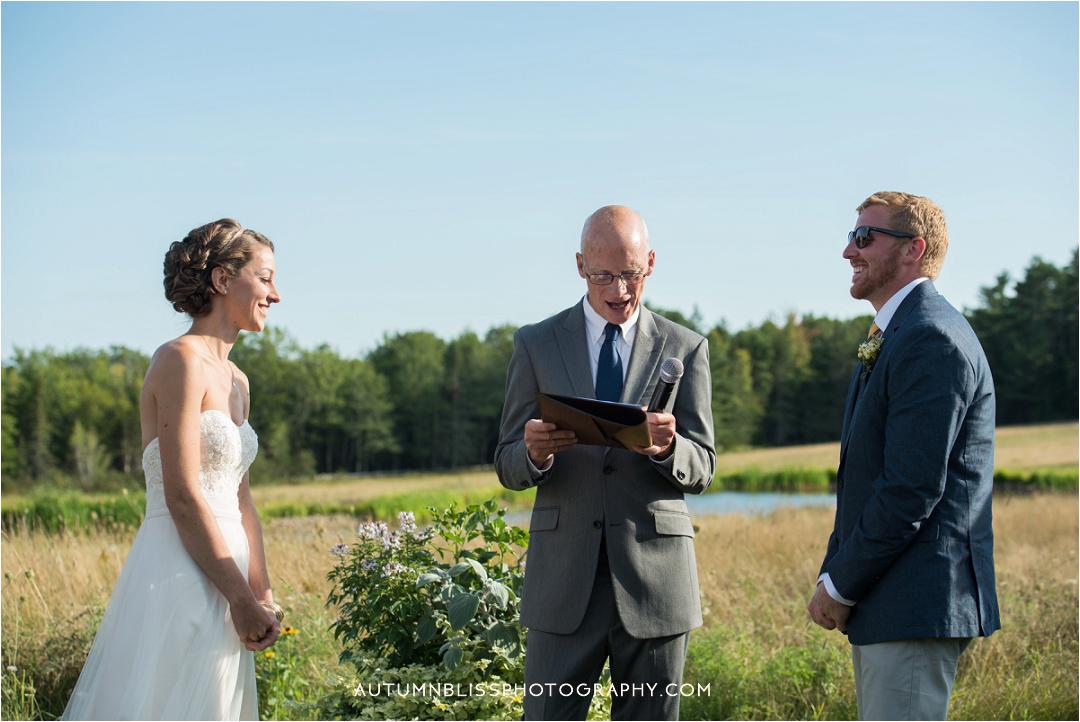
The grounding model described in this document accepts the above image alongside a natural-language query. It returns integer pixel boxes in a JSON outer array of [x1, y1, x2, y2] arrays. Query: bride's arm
[[149, 343, 278, 651], [235, 366, 280, 646], [238, 473, 275, 613]]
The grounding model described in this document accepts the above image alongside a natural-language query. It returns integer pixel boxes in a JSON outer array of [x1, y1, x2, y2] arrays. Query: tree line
[[2, 250, 1075, 491]]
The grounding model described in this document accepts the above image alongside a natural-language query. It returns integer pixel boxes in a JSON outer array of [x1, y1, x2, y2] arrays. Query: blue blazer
[[820, 281, 1001, 645]]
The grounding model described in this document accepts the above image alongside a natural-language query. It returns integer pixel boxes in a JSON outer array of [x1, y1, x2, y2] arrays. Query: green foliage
[[2, 250, 1075, 490], [2, 488, 146, 534], [969, 249, 1078, 425], [10, 466, 1080, 536], [681, 627, 856, 721], [992, 468, 1079, 491], [323, 500, 530, 720], [0, 592, 102, 720], [255, 624, 314, 720], [1, 346, 146, 490], [711, 467, 835, 492]]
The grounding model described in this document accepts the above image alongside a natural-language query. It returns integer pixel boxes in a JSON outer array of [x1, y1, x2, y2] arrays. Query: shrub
[[321, 500, 530, 719]]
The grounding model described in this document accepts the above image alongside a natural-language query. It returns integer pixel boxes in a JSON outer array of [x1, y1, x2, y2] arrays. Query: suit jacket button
[[837, 478, 844, 488], [603, 466, 613, 475], [593, 520, 603, 529], [676, 470, 685, 480]]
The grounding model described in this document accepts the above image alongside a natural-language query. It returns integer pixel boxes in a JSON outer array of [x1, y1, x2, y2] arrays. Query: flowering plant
[[326, 500, 528, 663], [322, 501, 532, 719]]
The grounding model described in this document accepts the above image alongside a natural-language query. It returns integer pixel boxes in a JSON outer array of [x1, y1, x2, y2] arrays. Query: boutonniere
[[858, 335, 884, 373]]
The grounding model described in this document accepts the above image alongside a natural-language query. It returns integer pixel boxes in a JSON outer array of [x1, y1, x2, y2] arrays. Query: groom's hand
[[808, 581, 851, 634]]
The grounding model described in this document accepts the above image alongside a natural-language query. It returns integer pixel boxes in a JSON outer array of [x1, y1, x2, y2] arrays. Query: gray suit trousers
[[523, 551, 688, 721]]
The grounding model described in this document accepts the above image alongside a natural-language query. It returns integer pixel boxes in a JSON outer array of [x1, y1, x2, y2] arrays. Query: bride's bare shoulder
[[145, 337, 205, 383]]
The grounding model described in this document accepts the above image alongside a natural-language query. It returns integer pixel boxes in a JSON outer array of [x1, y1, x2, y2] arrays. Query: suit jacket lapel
[[623, 308, 664, 405], [839, 365, 864, 466], [556, 302, 596, 398], [839, 281, 939, 466]]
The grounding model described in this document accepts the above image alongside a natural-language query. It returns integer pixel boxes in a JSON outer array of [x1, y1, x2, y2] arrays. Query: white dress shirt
[[581, 295, 639, 386]]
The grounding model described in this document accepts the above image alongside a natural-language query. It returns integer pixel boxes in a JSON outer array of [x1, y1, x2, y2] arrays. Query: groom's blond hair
[[858, 192, 949, 281]]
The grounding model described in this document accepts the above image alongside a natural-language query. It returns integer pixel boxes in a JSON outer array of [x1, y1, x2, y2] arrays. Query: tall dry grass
[[3, 493, 1076, 720], [687, 492, 1079, 720]]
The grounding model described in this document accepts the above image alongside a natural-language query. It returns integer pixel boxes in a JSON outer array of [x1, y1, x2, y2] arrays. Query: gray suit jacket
[[495, 303, 715, 638], [820, 281, 1001, 645]]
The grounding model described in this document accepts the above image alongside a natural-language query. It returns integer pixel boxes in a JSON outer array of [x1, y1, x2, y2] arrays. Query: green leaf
[[416, 570, 446, 587], [450, 557, 488, 582], [447, 591, 480, 630], [442, 644, 464, 671], [482, 621, 520, 654], [415, 613, 437, 645], [485, 580, 510, 610]]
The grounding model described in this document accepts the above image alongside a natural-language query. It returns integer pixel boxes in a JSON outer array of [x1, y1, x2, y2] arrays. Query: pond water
[[686, 491, 834, 517], [506, 491, 834, 526]]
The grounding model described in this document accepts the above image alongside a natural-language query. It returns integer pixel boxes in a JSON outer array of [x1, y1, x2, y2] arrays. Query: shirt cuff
[[527, 453, 553, 479], [818, 572, 856, 606]]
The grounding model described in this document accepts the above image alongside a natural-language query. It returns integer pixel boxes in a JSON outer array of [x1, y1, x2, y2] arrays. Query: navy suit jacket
[[820, 281, 1001, 646]]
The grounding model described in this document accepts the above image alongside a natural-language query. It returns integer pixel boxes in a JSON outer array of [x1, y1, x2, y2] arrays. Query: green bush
[[321, 500, 530, 719]]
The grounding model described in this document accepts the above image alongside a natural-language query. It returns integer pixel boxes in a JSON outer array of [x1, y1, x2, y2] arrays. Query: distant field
[[251, 469, 499, 507], [250, 421, 1078, 508], [717, 421, 1078, 474]]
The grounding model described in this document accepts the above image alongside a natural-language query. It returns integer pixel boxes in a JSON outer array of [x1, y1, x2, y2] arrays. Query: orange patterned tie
[[868, 323, 882, 340]]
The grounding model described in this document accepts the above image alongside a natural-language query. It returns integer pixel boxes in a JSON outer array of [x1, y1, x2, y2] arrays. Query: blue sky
[[3, 1, 1077, 362]]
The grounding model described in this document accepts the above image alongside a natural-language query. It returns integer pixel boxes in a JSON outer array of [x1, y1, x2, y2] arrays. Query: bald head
[[576, 205, 655, 326], [580, 205, 650, 255]]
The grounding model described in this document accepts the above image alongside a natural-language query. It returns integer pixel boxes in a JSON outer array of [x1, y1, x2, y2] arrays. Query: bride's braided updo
[[163, 219, 274, 316]]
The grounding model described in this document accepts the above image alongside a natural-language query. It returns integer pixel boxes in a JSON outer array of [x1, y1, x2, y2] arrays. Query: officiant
[[494, 204, 716, 721]]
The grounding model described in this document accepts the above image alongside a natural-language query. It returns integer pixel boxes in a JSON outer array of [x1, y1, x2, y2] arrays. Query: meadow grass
[[3, 491, 1076, 720]]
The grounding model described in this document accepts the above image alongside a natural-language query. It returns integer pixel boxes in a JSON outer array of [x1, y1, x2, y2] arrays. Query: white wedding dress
[[63, 410, 260, 720]]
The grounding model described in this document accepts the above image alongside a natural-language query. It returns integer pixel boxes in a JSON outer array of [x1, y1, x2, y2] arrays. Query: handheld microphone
[[647, 357, 684, 412]]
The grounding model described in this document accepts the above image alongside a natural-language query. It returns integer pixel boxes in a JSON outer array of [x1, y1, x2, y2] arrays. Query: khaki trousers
[[852, 637, 973, 720]]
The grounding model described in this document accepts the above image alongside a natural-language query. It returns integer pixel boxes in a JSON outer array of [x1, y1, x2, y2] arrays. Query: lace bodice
[[142, 410, 259, 520]]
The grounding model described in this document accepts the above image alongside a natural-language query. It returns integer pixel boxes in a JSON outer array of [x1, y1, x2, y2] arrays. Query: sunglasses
[[848, 226, 915, 249]]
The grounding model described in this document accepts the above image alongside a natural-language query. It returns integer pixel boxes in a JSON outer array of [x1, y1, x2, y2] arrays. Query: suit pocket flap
[[530, 506, 560, 532], [654, 510, 695, 538]]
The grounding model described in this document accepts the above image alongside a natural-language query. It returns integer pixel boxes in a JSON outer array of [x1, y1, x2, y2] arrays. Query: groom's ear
[[904, 237, 927, 266]]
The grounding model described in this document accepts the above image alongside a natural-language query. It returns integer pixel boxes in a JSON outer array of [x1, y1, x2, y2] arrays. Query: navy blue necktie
[[596, 322, 623, 402]]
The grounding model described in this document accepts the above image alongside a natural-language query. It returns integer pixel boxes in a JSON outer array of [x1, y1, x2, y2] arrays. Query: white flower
[[858, 335, 884, 368]]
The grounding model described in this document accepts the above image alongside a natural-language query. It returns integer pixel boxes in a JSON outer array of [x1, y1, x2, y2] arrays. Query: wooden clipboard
[[535, 392, 652, 450]]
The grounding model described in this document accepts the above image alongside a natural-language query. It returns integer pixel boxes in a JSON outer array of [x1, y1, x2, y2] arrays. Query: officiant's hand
[[524, 418, 577, 468], [631, 411, 676, 459]]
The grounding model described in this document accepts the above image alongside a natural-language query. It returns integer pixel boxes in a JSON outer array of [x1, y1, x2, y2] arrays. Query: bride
[[63, 219, 283, 720]]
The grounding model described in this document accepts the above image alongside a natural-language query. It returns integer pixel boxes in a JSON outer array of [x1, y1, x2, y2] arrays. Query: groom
[[495, 205, 715, 720], [807, 191, 1000, 720]]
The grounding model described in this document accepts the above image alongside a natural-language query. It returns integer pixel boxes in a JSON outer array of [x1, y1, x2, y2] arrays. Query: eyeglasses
[[584, 271, 648, 286], [848, 226, 915, 249]]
